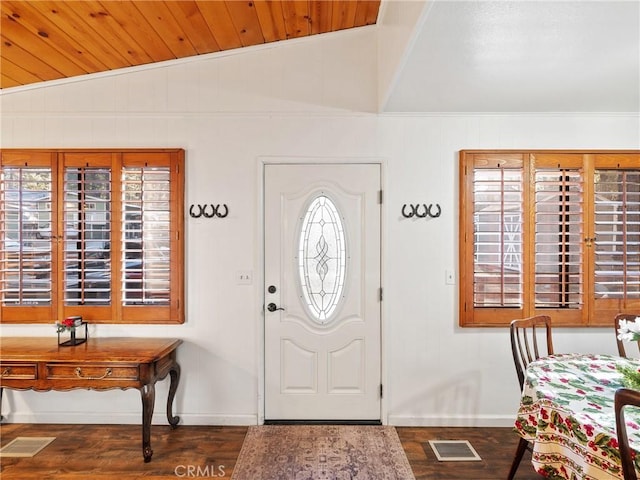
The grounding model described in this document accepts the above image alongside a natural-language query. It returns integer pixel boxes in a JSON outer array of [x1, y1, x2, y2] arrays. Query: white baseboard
[[388, 414, 516, 428], [2, 411, 513, 428], [1, 412, 258, 426]]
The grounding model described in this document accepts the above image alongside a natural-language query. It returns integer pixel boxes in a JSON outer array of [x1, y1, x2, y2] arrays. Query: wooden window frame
[[0, 148, 185, 325], [459, 150, 640, 327]]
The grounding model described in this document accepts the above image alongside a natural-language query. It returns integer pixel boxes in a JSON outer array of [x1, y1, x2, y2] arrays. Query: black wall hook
[[214, 204, 229, 218], [202, 204, 216, 218], [189, 204, 230, 219], [401, 204, 415, 218], [425, 203, 441, 218], [401, 203, 442, 219], [189, 204, 204, 218]]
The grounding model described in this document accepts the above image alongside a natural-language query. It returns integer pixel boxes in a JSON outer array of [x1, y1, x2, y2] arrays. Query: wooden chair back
[[615, 387, 640, 480], [510, 315, 554, 389], [616, 313, 640, 358]]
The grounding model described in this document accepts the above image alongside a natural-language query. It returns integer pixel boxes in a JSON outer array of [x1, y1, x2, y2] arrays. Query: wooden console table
[[0, 337, 182, 462]]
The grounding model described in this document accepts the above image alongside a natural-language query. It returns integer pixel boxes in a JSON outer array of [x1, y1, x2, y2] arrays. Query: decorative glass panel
[[473, 168, 524, 307], [64, 167, 112, 305], [0, 167, 53, 305], [121, 166, 171, 305], [595, 170, 640, 299], [298, 195, 346, 323]]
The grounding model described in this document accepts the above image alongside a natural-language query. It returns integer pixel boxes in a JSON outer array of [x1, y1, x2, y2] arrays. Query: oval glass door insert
[[298, 195, 347, 323]]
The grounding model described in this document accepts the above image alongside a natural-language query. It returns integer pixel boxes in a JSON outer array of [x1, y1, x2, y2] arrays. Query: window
[[297, 195, 347, 323], [459, 151, 640, 327], [0, 149, 184, 324]]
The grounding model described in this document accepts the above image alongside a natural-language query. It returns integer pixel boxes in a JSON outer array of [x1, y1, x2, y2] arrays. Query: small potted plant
[[616, 316, 640, 388], [56, 316, 87, 346]]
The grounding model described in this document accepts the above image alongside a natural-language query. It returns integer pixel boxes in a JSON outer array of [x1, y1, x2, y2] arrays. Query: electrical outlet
[[446, 269, 455, 285], [237, 271, 252, 285]]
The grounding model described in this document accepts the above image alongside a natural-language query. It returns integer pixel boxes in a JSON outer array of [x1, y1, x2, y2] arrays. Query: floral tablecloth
[[515, 353, 640, 480]]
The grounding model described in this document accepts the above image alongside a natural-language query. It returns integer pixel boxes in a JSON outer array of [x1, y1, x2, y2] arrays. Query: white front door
[[264, 163, 381, 421]]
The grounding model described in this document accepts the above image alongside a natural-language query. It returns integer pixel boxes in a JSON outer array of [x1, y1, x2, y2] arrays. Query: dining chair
[[508, 315, 554, 480], [615, 387, 640, 480], [616, 313, 640, 358]]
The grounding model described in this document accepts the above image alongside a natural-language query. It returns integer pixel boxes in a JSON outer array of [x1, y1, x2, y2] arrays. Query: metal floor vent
[[0, 437, 56, 457], [428, 440, 482, 462]]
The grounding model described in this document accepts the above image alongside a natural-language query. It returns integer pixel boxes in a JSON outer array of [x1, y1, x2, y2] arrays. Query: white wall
[[1, 26, 639, 427], [376, 0, 430, 110]]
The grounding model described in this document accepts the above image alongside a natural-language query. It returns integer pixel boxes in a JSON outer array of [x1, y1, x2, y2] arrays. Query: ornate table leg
[[140, 383, 156, 463], [166, 364, 181, 428]]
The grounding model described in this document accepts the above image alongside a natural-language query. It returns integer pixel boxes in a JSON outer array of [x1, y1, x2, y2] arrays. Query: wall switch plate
[[237, 271, 252, 285], [446, 269, 455, 285]]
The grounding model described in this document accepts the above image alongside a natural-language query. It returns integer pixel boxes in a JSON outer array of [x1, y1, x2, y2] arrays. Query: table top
[[515, 353, 640, 480], [0, 337, 182, 362]]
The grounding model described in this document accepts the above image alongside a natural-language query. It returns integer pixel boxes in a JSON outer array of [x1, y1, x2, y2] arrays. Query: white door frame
[[256, 156, 387, 425]]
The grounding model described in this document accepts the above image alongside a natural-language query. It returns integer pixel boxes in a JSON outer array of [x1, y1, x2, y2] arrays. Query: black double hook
[[189, 204, 229, 218], [401, 203, 441, 219]]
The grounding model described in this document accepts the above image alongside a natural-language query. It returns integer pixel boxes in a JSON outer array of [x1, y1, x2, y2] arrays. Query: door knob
[[267, 303, 285, 312]]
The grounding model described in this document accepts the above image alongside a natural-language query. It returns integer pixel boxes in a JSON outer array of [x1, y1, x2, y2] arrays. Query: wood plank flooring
[[0, 423, 542, 479]]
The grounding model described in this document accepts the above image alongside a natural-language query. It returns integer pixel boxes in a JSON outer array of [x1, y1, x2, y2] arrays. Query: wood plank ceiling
[[1, 1, 380, 90]]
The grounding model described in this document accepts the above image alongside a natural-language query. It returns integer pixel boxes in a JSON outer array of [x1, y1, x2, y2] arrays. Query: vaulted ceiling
[[382, 0, 640, 113], [2, 1, 638, 114], [0, 0, 380, 90]]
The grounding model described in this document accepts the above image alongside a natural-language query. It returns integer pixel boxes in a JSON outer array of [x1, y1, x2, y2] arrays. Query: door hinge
[[379, 288, 383, 301], [380, 384, 383, 398], [378, 190, 383, 204]]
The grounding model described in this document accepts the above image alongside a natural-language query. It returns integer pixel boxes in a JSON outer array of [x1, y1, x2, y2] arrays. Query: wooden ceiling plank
[[28, 1, 131, 70], [0, 10, 87, 78], [163, 1, 221, 54], [1, 56, 45, 85], [281, 0, 310, 39], [309, 0, 332, 35], [224, 0, 265, 47], [3, 1, 110, 74], [195, 1, 243, 51], [0, 35, 65, 82], [354, 0, 380, 27], [96, 1, 175, 63], [68, 1, 153, 66], [363, 0, 381, 26], [253, 0, 287, 43], [129, 1, 198, 59], [0, 0, 380, 89], [1, 72, 21, 89], [331, 0, 357, 31]]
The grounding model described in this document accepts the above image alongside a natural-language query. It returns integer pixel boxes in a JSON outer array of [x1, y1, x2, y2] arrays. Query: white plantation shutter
[[63, 167, 112, 305], [472, 168, 524, 308], [594, 170, 640, 300], [533, 168, 584, 309], [0, 149, 184, 325], [0, 166, 53, 306], [121, 166, 171, 305], [460, 151, 640, 327]]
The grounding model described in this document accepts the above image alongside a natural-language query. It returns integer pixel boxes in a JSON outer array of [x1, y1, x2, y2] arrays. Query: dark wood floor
[[0, 423, 542, 479]]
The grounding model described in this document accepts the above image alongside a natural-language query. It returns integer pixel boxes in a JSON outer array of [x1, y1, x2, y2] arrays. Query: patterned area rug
[[231, 425, 415, 480]]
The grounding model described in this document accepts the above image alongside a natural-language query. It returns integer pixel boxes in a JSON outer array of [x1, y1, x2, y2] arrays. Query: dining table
[[514, 353, 640, 480]]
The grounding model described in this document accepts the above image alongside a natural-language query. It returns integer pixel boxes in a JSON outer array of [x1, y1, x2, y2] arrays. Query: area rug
[[231, 425, 415, 480]]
